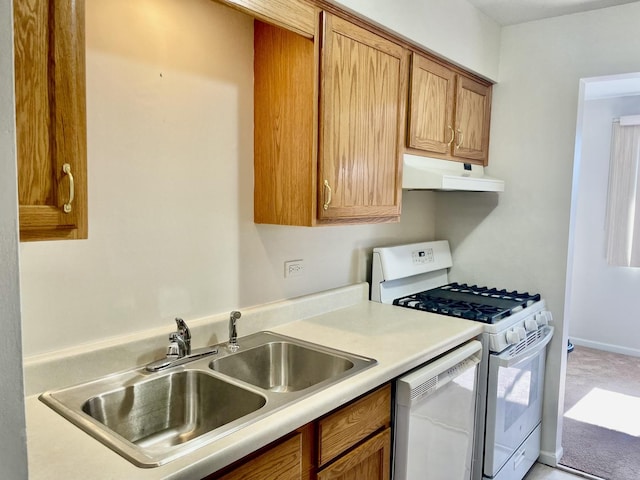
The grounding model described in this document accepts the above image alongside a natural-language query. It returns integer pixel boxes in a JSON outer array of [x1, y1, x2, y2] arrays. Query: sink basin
[[40, 331, 376, 468], [40, 369, 268, 467], [82, 371, 265, 449], [210, 339, 354, 392]]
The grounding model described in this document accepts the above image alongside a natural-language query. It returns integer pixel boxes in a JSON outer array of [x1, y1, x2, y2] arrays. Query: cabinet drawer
[[214, 432, 302, 480], [318, 384, 391, 466], [317, 428, 391, 480]]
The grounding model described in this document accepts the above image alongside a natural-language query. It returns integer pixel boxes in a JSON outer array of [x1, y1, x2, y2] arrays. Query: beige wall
[[18, 0, 436, 357], [436, 2, 640, 464], [330, 0, 501, 81]]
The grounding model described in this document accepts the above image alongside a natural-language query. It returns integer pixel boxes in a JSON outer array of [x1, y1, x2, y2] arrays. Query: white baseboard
[[569, 337, 640, 357], [538, 447, 563, 467]]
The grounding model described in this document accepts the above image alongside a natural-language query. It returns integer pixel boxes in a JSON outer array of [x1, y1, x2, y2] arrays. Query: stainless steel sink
[[210, 335, 357, 392], [41, 368, 269, 467], [82, 371, 265, 449], [40, 331, 376, 468]]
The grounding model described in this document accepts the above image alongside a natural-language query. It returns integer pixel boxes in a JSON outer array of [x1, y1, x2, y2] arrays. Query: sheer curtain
[[606, 119, 640, 267]]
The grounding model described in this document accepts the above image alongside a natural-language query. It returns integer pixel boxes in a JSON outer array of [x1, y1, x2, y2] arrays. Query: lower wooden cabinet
[[317, 429, 390, 480], [317, 383, 391, 467], [207, 384, 391, 480], [317, 384, 391, 480], [207, 430, 306, 480]]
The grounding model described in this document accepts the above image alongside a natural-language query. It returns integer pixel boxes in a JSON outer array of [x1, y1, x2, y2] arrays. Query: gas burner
[[441, 283, 539, 303], [393, 283, 541, 324]]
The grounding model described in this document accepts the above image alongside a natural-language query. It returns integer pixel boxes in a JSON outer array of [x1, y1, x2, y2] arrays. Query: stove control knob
[[516, 326, 527, 341], [535, 312, 549, 326], [506, 329, 520, 345], [525, 318, 539, 332], [543, 310, 554, 324]]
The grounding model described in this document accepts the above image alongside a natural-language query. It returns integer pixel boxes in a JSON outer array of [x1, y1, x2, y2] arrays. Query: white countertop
[[25, 285, 482, 479]]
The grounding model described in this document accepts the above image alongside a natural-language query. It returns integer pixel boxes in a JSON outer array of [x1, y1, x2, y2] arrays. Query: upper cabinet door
[[406, 52, 492, 166], [454, 75, 491, 163], [407, 54, 455, 155], [318, 14, 407, 222], [14, 0, 87, 241]]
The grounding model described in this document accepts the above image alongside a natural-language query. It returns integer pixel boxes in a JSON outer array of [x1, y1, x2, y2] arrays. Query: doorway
[[561, 73, 640, 479]]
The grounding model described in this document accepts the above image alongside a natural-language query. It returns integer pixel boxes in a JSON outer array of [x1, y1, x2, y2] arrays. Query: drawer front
[[318, 428, 391, 480], [215, 432, 302, 480], [318, 384, 391, 466]]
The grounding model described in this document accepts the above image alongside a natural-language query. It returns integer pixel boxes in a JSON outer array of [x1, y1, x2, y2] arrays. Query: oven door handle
[[494, 326, 554, 368]]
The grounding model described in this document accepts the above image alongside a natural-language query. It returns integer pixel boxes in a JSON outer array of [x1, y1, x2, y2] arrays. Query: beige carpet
[[560, 345, 640, 479]]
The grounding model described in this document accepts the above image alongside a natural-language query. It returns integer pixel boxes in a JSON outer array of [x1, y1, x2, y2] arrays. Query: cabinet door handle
[[447, 125, 455, 146], [456, 129, 464, 149], [323, 180, 332, 210], [62, 163, 74, 213]]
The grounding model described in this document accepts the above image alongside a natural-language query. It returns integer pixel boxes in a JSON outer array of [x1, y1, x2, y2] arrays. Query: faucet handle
[[228, 311, 241, 352]]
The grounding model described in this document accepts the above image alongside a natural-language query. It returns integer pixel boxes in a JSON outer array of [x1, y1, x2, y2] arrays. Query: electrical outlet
[[284, 260, 304, 278]]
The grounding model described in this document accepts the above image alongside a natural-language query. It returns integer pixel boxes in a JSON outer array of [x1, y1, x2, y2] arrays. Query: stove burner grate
[[392, 283, 541, 323]]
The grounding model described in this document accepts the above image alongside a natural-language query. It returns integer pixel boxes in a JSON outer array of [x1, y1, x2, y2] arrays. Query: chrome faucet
[[228, 310, 241, 352], [146, 317, 217, 372]]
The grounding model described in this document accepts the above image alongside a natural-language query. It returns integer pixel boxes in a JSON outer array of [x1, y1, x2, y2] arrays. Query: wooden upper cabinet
[[254, 13, 407, 226], [253, 20, 317, 226], [407, 53, 491, 165], [407, 54, 455, 155], [14, 0, 88, 241], [318, 14, 407, 222], [214, 0, 315, 38], [454, 75, 491, 163]]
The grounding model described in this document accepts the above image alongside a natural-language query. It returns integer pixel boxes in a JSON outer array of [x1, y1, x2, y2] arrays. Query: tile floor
[[525, 463, 602, 480]]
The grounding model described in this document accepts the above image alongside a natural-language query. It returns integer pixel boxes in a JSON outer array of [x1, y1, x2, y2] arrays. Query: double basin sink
[[40, 331, 376, 467]]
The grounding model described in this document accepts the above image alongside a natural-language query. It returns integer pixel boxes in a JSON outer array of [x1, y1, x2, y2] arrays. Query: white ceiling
[[465, 2, 640, 100], [467, 0, 640, 25]]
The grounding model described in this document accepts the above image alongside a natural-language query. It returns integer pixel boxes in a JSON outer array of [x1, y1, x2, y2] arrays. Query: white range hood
[[402, 154, 505, 192]]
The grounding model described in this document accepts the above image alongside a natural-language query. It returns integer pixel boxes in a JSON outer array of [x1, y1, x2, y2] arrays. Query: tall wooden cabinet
[[254, 13, 407, 226], [407, 53, 491, 165], [317, 14, 406, 222], [13, 0, 88, 241], [253, 20, 317, 226]]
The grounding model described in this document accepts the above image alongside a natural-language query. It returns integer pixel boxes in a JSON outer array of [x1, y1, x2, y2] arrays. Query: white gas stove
[[371, 240, 554, 480]]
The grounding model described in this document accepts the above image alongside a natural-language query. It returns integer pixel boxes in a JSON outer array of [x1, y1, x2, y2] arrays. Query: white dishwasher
[[394, 340, 482, 480]]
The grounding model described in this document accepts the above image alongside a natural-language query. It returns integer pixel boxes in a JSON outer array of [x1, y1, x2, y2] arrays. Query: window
[[606, 118, 640, 267]]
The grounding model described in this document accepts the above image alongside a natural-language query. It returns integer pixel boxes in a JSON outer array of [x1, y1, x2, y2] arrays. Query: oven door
[[483, 326, 553, 477]]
